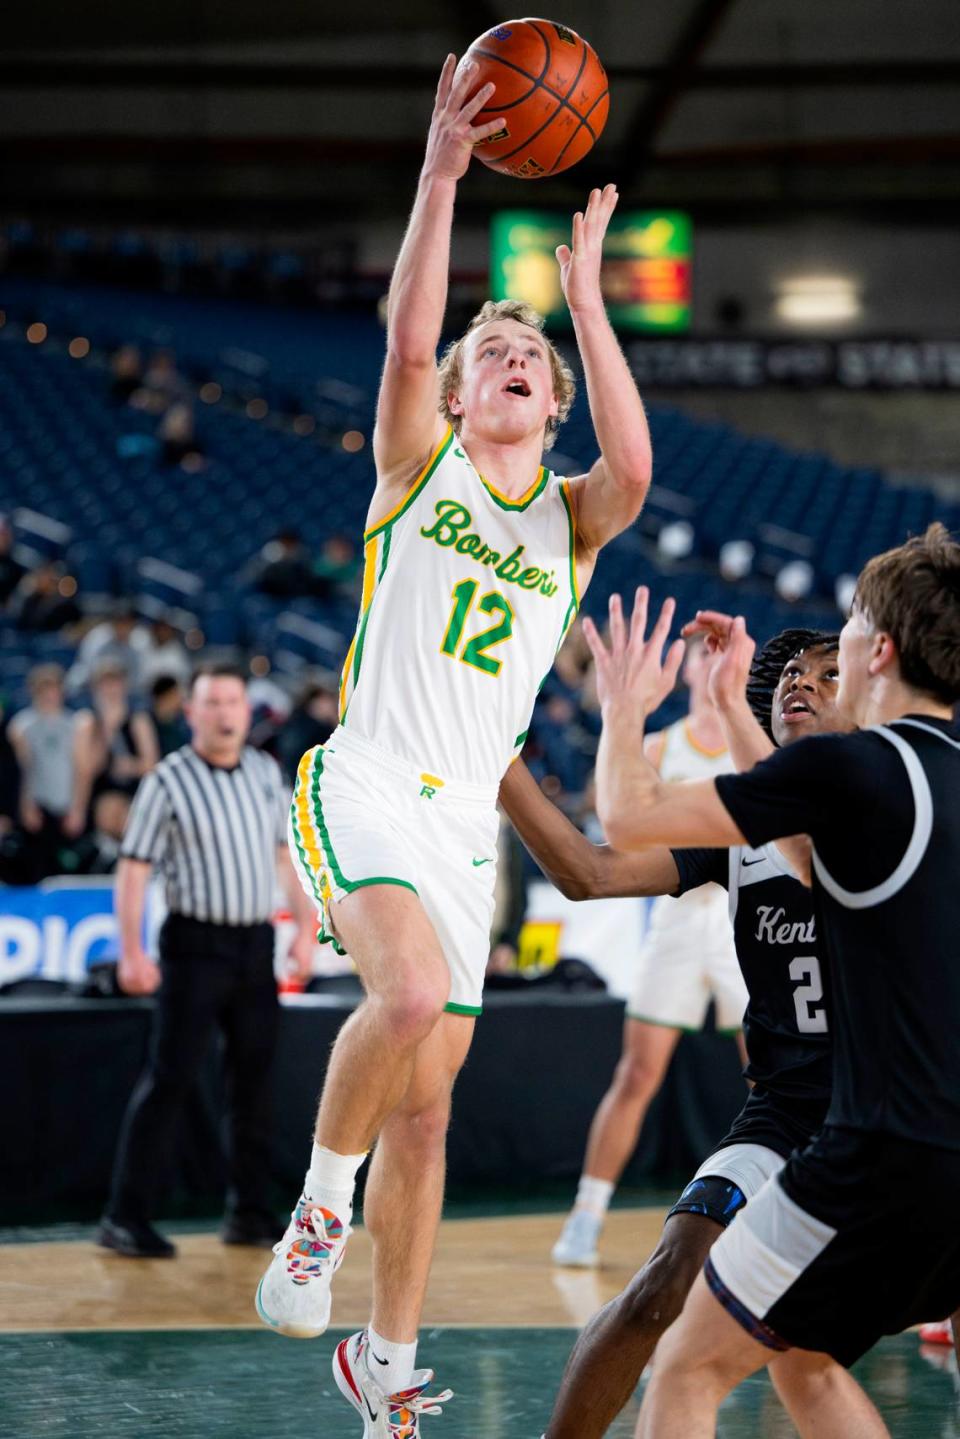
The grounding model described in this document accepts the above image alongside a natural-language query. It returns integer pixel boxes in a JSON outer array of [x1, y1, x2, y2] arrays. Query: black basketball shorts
[[704, 1125, 960, 1367], [667, 1085, 828, 1229]]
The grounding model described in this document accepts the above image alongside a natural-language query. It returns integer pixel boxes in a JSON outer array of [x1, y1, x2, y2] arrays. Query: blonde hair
[[437, 300, 575, 451]]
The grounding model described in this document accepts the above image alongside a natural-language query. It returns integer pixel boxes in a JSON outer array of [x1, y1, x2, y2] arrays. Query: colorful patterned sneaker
[[254, 1196, 351, 1338], [551, 1209, 602, 1268], [334, 1330, 453, 1438], [919, 1319, 955, 1346]]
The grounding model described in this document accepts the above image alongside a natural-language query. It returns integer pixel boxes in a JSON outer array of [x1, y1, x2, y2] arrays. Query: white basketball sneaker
[[255, 1195, 351, 1338], [334, 1330, 453, 1438], [551, 1208, 603, 1268]]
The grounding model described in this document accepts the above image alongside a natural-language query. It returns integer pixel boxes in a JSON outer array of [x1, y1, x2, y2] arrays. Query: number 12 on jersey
[[440, 578, 515, 678]]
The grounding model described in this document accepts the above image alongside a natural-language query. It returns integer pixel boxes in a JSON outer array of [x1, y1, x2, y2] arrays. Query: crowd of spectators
[[108, 343, 206, 472], [0, 337, 600, 892], [243, 527, 361, 607], [0, 502, 363, 883]]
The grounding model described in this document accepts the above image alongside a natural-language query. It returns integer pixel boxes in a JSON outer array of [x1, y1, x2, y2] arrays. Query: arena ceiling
[[1, 0, 959, 223]]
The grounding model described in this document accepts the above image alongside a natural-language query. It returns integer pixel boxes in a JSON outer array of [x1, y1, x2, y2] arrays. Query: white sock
[[302, 1143, 367, 1224], [575, 1175, 614, 1218], [366, 1325, 418, 1396]]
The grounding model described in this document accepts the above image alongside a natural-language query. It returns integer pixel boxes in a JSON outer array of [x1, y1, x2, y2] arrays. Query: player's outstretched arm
[[499, 758, 680, 900], [558, 185, 652, 555], [373, 57, 505, 491], [583, 588, 746, 849], [685, 608, 813, 882]]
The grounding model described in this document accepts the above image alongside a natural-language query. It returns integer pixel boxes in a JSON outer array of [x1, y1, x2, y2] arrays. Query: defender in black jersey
[[576, 526, 960, 1435], [501, 628, 880, 1439]]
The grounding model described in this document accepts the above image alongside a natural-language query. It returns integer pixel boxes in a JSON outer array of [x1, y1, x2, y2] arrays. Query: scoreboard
[[491, 210, 692, 331]]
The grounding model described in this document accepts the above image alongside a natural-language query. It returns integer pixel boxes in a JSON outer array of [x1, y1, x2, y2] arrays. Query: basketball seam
[[553, 85, 610, 174], [477, 31, 605, 170], [479, 82, 602, 143], [471, 50, 538, 111], [532, 17, 600, 142], [537, 22, 590, 175]]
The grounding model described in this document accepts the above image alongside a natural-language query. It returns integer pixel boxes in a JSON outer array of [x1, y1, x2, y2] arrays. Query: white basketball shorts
[[289, 725, 499, 1015], [627, 886, 747, 1032]]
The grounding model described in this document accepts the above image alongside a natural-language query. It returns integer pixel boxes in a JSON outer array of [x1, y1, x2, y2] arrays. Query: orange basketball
[[460, 18, 609, 179]]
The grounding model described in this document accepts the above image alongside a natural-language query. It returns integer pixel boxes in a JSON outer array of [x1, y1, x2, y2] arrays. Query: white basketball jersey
[[648, 718, 734, 926], [338, 426, 579, 787], [658, 718, 731, 785]]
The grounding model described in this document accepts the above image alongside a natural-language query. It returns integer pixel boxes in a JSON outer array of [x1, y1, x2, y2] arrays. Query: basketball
[[459, 18, 608, 179]]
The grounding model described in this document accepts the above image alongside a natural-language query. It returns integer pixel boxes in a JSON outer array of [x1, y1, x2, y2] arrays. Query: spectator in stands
[[62, 789, 131, 876], [0, 692, 20, 836], [276, 679, 339, 783], [312, 532, 361, 605], [0, 515, 25, 607], [247, 527, 315, 599], [10, 560, 81, 634], [140, 615, 191, 691], [147, 675, 190, 757], [75, 659, 158, 805], [109, 344, 143, 405], [67, 599, 150, 696], [8, 664, 90, 881], [142, 348, 187, 407], [157, 402, 205, 472]]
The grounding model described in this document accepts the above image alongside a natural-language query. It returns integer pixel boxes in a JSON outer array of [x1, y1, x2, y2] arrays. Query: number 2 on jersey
[[441, 578, 514, 677], [789, 956, 828, 1034]]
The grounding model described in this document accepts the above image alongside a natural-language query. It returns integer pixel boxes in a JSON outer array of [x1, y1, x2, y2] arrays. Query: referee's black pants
[[107, 915, 279, 1225]]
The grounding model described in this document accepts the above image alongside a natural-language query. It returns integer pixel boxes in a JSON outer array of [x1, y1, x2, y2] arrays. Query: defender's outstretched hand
[[555, 184, 619, 313], [582, 588, 686, 719], [423, 55, 505, 182], [683, 609, 757, 714]]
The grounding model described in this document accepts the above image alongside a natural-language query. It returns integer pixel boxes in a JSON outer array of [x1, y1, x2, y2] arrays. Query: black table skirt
[[0, 993, 745, 1223]]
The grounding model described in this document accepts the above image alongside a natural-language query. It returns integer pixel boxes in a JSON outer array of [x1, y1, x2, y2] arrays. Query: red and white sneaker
[[919, 1319, 955, 1346], [334, 1330, 453, 1438], [255, 1196, 351, 1338]]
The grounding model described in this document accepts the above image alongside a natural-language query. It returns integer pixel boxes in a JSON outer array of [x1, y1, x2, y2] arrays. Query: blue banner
[[0, 880, 118, 987]]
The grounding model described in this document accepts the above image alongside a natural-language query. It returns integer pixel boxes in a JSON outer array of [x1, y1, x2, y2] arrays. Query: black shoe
[[220, 1213, 283, 1248], [96, 1216, 176, 1258]]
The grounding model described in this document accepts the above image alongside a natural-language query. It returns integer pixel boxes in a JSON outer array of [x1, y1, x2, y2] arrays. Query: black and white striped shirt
[[121, 745, 288, 925]]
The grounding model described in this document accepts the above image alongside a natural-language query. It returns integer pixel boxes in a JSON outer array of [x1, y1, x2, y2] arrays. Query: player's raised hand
[[682, 608, 735, 654], [582, 587, 686, 719], [683, 610, 757, 713], [555, 183, 618, 314], [422, 55, 506, 182]]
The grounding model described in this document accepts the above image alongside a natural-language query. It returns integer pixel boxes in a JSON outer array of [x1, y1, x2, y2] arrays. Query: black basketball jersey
[[716, 716, 960, 1151], [673, 844, 832, 1101]]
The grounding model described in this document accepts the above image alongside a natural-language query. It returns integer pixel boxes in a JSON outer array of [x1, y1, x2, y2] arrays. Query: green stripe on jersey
[[481, 466, 550, 513], [364, 428, 454, 541]]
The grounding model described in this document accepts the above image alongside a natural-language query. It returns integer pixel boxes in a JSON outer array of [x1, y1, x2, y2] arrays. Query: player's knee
[[376, 975, 449, 1046], [770, 1348, 842, 1406]]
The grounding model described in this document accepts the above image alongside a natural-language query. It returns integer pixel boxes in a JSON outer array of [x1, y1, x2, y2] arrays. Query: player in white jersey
[[552, 636, 746, 1268], [256, 55, 653, 1434]]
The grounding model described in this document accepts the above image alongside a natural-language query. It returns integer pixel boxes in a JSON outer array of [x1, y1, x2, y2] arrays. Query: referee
[[96, 663, 316, 1259]]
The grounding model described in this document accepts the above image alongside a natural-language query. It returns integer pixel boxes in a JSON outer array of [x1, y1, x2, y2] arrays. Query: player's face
[[771, 647, 849, 747], [452, 319, 559, 445], [682, 639, 715, 695], [186, 676, 251, 757]]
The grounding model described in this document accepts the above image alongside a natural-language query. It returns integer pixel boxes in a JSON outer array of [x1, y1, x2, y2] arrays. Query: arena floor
[[1, 1209, 956, 1437]]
